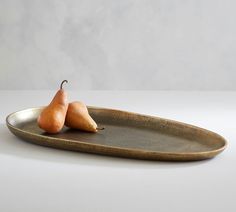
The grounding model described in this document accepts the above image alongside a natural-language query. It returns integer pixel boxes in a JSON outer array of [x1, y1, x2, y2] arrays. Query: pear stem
[[60, 80, 68, 89], [96, 127, 105, 130]]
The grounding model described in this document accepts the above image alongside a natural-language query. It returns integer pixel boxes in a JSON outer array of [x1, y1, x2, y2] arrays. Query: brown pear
[[65, 101, 102, 133], [37, 80, 68, 134]]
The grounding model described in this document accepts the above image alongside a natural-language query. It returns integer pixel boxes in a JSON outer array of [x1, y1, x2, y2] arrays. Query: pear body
[[37, 89, 68, 134], [65, 101, 97, 132]]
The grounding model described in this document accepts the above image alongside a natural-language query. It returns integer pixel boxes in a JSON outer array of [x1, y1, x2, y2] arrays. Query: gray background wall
[[0, 0, 235, 90]]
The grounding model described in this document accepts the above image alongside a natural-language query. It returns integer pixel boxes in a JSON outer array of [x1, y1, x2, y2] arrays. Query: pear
[[37, 80, 68, 134], [65, 101, 103, 133]]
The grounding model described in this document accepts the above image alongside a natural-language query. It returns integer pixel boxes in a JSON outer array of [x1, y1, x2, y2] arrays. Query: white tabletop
[[1, 91, 235, 212]]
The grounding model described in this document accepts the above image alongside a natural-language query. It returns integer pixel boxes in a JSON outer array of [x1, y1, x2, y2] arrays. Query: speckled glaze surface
[[6, 107, 227, 161]]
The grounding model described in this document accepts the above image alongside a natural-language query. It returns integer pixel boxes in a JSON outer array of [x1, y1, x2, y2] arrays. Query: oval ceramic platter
[[6, 107, 227, 161]]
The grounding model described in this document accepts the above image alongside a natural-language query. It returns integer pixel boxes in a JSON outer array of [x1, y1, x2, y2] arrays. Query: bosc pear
[[65, 101, 103, 133], [37, 80, 68, 134]]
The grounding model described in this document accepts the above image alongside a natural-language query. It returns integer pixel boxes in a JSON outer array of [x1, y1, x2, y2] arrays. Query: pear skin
[[37, 80, 68, 134], [65, 101, 98, 133]]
